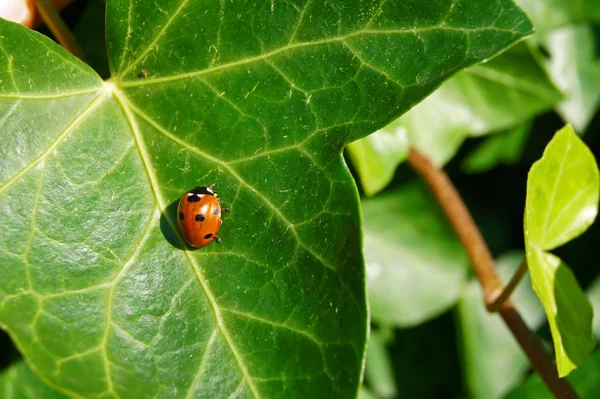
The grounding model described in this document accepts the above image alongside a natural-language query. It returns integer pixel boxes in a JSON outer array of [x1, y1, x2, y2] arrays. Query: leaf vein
[[120, 0, 192, 77], [0, 93, 107, 196], [100, 209, 159, 398], [119, 25, 520, 88], [184, 328, 219, 399], [113, 91, 261, 398]]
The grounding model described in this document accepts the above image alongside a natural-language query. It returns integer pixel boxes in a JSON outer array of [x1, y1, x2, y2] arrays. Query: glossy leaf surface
[[348, 42, 560, 194], [0, 0, 533, 397], [363, 183, 467, 327], [0, 361, 68, 399], [541, 25, 600, 132], [525, 124, 599, 376]]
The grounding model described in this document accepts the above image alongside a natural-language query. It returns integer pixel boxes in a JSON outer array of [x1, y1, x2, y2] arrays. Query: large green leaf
[[513, 0, 600, 30], [457, 251, 545, 399], [539, 25, 600, 132], [363, 182, 467, 327], [348, 42, 561, 195], [0, 1, 533, 397], [0, 360, 68, 399], [524, 124, 599, 376]]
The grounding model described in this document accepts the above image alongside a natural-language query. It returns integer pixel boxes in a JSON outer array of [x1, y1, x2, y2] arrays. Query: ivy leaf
[[0, 360, 69, 399], [363, 183, 467, 327], [0, 1, 532, 397], [363, 330, 397, 399], [540, 25, 600, 132], [348, 42, 561, 195], [513, 0, 600, 30], [345, 128, 408, 197], [524, 124, 599, 376], [505, 351, 600, 398], [461, 121, 531, 173], [587, 277, 600, 341]]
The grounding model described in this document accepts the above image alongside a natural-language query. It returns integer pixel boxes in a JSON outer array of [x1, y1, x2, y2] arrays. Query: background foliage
[[354, 0, 600, 397]]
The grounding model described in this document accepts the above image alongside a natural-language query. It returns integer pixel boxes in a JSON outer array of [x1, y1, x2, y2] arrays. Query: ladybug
[[177, 185, 230, 248]]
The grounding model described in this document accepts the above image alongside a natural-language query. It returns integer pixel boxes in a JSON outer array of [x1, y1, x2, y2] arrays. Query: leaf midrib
[[112, 89, 261, 398], [116, 25, 519, 88], [114, 88, 361, 395]]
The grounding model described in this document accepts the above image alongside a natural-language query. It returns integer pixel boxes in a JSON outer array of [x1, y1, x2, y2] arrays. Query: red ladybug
[[177, 185, 230, 248]]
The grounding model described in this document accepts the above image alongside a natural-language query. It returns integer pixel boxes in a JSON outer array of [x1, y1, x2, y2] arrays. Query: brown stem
[[406, 148, 579, 399], [34, 0, 88, 63], [488, 257, 528, 312]]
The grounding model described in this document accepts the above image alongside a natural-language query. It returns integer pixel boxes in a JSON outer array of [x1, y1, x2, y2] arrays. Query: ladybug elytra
[[177, 185, 230, 248]]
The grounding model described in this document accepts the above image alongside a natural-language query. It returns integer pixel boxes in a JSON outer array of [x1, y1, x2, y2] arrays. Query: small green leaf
[[525, 124, 599, 376], [348, 43, 561, 194], [462, 122, 531, 173], [363, 182, 468, 327], [364, 331, 397, 399], [586, 277, 600, 341], [525, 125, 599, 250], [514, 0, 600, 30], [457, 252, 545, 399], [540, 25, 600, 132], [0, 360, 69, 399], [346, 127, 409, 196], [505, 351, 600, 399]]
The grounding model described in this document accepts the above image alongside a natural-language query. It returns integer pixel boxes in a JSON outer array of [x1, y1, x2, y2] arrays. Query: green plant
[[1, 0, 600, 398]]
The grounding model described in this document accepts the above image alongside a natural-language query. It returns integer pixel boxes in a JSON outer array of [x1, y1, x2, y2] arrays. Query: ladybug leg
[[209, 183, 219, 191], [214, 236, 222, 244], [222, 208, 231, 212]]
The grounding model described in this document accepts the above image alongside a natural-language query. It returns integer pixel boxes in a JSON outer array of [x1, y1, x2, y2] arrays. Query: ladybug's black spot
[[190, 186, 215, 195], [179, 212, 184, 220], [196, 214, 205, 222], [212, 208, 219, 215], [204, 233, 213, 239], [187, 194, 201, 202]]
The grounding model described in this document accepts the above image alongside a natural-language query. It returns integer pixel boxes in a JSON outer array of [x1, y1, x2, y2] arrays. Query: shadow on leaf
[[159, 198, 186, 250], [554, 261, 595, 370]]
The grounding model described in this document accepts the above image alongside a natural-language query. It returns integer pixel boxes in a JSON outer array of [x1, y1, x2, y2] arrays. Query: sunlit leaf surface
[[525, 124, 599, 376], [0, 0, 532, 396], [0, 360, 68, 399]]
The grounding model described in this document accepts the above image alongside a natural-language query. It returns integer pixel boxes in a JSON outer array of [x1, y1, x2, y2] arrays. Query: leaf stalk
[[406, 148, 579, 399], [33, 0, 88, 63], [488, 257, 528, 312]]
